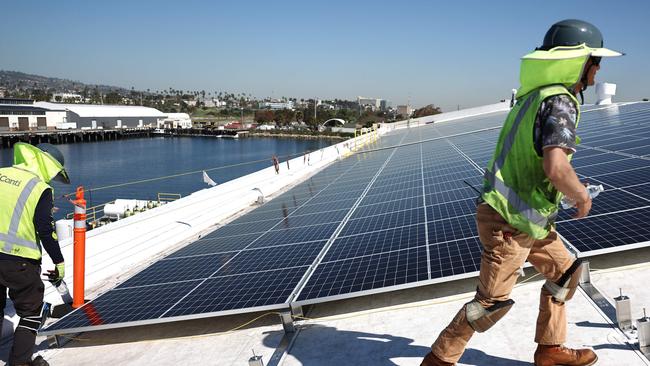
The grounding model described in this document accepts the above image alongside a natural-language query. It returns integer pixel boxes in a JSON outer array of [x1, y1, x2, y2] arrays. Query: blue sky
[[1, 0, 648, 111]]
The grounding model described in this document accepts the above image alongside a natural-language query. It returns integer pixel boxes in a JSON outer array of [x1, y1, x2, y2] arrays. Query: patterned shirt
[[533, 95, 578, 157]]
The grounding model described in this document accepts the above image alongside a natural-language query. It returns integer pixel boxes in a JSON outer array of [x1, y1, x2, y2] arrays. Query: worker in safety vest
[[1, 143, 70, 366], [421, 20, 623, 366]]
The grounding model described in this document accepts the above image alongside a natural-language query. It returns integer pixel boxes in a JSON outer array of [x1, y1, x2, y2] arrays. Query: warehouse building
[[161, 112, 192, 129], [33, 102, 167, 129], [0, 100, 66, 131]]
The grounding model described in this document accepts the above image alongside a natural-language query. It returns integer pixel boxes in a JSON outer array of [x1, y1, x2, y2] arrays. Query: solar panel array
[[43, 102, 650, 334]]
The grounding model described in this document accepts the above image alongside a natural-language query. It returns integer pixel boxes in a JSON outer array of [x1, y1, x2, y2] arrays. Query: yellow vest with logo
[[0, 167, 50, 260]]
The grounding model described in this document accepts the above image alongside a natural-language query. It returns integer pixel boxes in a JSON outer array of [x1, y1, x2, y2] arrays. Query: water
[[0, 136, 332, 219]]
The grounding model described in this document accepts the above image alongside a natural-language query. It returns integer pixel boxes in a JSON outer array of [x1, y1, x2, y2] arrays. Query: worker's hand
[[573, 195, 592, 219], [46, 262, 65, 286]]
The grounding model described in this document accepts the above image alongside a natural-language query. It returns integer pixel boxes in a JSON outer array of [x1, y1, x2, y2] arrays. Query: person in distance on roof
[[420, 19, 623, 366]]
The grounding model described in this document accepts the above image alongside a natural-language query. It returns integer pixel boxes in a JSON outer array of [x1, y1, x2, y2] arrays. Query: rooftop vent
[[595, 82, 617, 105]]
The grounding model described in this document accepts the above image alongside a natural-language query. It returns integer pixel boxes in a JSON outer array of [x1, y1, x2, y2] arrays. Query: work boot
[[420, 351, 455, 366], [13, 356, 50, 366], [31, 356, 49, 366], [534, 344, 597, 366]]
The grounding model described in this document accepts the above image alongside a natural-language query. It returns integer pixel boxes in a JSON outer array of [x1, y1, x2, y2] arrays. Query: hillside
[[0, 70, 128, 94]]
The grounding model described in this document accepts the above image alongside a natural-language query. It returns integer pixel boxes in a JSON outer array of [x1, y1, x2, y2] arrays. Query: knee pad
[[543, 258, 583, 303], [464, 298, 515, 332], [17, 303, 48, 334]]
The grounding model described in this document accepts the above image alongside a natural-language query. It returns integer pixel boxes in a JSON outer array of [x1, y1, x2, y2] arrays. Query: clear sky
[[1, 0, 648, 111]]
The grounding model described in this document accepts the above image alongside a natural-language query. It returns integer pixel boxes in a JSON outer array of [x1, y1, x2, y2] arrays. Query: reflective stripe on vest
[[483, 91, 550, 228], [2, 177, 41, 253]]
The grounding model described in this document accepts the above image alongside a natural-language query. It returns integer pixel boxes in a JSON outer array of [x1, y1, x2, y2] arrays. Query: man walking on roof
[[421, 20, 623, 366], [1, 143, 70, 366]]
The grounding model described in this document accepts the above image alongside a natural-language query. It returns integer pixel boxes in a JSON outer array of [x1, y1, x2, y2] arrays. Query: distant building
[[162, 113, 192, 129], [223, 121, 253, 129], [259, 100, 295, 110], [52, 93, 83, 103], [357, 96, 381, 111], [0, 104, 65, 131], [0, 87, 6, 98], [34, 102, 166, 129], [257, 124, 276, 131], [358, 96, 390, 111], [0, 98, 34, 105], [396, 105, 413, 117]]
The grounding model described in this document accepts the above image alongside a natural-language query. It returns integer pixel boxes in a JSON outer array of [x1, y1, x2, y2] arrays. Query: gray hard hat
[[37, 143, 65, 166], [539, 19, 623, 57]]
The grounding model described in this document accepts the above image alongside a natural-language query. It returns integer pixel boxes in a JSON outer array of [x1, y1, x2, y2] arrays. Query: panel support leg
[[580, 260, 591, 284], [290, 304, 303, 319], [279, 311, 294, 333]]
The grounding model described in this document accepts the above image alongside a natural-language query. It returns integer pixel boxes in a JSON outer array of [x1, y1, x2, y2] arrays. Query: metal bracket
[[290, 303, 303, 319], [580, 260, 591, 284], [252, 188, 265, 204], [279, 311, 294, 333], [46, 333, 77, 348]]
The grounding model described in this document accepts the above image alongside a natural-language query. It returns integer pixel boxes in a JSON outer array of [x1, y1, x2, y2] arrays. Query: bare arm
[[543, 147, 591, 218]]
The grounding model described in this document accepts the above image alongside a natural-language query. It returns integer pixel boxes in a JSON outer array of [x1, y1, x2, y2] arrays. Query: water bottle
[[54, 279, 74, 304], [561, 184, 604, 209]]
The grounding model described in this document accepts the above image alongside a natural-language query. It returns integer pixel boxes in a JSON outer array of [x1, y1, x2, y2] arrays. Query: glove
[[47, 262, 65, 286]]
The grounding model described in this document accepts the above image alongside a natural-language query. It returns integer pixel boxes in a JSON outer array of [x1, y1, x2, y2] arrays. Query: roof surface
[[33, 102, 166, 118], [23, 246, 650, 366]]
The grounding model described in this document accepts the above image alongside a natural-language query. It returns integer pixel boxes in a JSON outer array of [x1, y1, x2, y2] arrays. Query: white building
[[259, 100, 295, 110], [396, 105, 413, 117], [34, 102, 167, 129], [0, 104, 66, 131], [162, 113, 192, 129], [51, 93, 83, 103], [358, 96, 381, 110], [257, 124, 276, 130]]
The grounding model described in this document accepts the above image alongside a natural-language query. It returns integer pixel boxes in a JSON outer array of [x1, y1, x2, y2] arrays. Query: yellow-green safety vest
[[0, 167, 50, 260], [481, 45, 591, 239]]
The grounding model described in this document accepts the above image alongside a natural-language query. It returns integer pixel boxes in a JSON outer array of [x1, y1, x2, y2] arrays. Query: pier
[[0, 128, 154, 148], [157, 127, 245, 138]]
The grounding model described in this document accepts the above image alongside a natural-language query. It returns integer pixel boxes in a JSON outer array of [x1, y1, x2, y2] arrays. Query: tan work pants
[[431, 203, 574, 363]]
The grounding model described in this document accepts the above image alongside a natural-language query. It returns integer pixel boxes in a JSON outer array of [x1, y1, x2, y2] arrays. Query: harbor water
[[0, 136, 331, 220]]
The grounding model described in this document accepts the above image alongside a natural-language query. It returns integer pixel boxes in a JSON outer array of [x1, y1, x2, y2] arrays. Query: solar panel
[[624, 183, 650, 200], [295, 246, 429, 302], [43, 102, 650, 335], [558, 207, 650, 253]]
